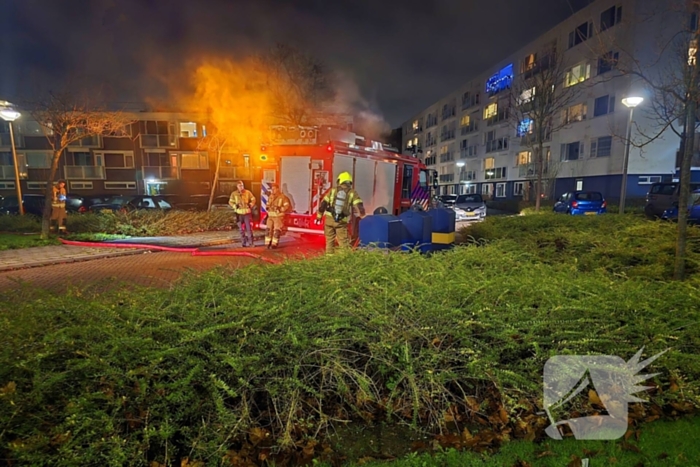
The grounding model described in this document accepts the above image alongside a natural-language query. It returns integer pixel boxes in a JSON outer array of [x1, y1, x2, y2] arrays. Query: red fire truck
[[257, 126, 435, 235]]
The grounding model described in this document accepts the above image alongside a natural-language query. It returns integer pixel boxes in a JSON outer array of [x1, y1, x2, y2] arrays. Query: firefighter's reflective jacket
[[229, 190, 256, 215], [267, 192, 291, 218], [52, 185, 67, 208], [317, 186, 365, 222]]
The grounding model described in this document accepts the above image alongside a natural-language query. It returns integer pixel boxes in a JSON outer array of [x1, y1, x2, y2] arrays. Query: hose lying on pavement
[[57, 238, 281, 265]]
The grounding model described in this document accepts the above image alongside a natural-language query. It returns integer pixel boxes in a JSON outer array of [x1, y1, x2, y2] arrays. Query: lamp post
[[619, 96, 644, 214], [0, 101, 24, 215]]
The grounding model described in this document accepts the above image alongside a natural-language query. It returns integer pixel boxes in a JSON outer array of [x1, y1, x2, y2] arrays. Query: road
[[0, 240, 326, 296]]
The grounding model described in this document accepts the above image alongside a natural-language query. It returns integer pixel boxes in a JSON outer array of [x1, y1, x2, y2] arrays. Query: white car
[[441, 194, 487, 221]]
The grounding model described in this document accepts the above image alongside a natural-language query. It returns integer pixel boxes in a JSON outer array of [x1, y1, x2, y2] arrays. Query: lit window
[[517, 119, 533, 137], [484, 157, 495, 170], [565, 63, 591, 87], [460, 115, 471, 126], [517, 151, 532, 166], [518, 87, 536, 104], [484, 102, 498, 119], [690, 40, 697, 66]]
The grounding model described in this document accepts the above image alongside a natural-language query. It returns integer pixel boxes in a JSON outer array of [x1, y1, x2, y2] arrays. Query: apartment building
[[401, 0, 686, 201], [0, 110, 353, 202]]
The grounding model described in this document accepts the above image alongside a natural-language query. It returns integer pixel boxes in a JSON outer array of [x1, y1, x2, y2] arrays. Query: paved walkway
[[0, 230, 270, 272], [0, 238, 325, 295]]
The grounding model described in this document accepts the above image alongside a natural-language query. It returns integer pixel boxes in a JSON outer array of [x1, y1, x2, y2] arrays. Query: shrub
[[0, 210, 238, 237], [460, 213, 700, 280], [1, 243, 698, 465]]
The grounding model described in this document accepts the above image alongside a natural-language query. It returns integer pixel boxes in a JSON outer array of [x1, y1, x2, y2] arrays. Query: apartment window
[[19, 120, 50, 137], [426, 112, 438, 128], [561, 142, 584, 161], [517, 119, 533, 137], [517, 151, 532, 166], [495, 183, 506, 198], [180, 152, 209, 169], [105, 181, 137, 190], [600, 5, 622, 31], [521, 53, 536, 73], [27, 182, 47, 190], [638, 176, 663, 185], [70, 181, 94, 190], [565, 63, 591, 87], [576, 179, 584, 191], [590, 136, 613, 157], [179, 122, 198, 138], [485, 167, 506, 180], [25, 151, 52, 168], [568, 21, 593, 48], [598, 51, 619, 74], [482, 184, 492, 196], [514, 182, 525, 196], [564, 103, 587, 124], [439, 145, 454, 163], [460, 113, 478, 134], [518, 86, 536, 105], [442, 99, 456, 120], [142, 121, 174, 135], [462, 91, 480, 109], [100, 152, 135, 169], [484, 157, 495, 170], [593, 95, 616, 117], [484, 102, 498, 119], [0, 182, 16, 189], [440, 122, 456, 141], [66, 151, 103, 167], [412, 119, 422, 131]]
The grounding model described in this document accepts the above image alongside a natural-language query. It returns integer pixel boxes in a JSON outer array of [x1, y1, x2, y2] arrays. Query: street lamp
[[0, 101, 24, 215], [619, 96, 644, 214]]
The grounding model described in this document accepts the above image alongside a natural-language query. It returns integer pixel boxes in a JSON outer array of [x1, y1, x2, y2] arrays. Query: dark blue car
[[661, 189, 700, 225], [553, 191, 607, 215]]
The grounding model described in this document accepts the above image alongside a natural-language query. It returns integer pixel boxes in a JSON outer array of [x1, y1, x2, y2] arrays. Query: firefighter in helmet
[[265, 183, 291, 249], [51, 179, 67, 234], [229, 180, 256, 247], [314, 171, 366, 253]]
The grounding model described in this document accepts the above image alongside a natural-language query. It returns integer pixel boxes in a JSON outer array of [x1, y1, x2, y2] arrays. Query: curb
[[0, 248, 152, 273]]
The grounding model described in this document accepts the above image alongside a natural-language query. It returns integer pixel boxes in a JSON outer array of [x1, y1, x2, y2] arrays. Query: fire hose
[[57, 238, 281, 264]]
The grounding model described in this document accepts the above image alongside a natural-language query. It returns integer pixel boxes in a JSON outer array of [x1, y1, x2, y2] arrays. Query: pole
[[8, 122, 24, 215], [619, 106, 634, 215]]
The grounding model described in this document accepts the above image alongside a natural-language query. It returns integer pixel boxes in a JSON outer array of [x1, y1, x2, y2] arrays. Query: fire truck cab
[[258, 126, 435, 235]]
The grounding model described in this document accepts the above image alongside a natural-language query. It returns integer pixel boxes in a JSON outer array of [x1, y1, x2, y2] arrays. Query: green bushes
[[1, 239, 699, 465], [461, 213, 700, 280], [0, 210, 237, 236]]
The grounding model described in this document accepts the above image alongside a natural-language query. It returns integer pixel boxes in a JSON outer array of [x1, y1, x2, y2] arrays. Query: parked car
[[89, 195, 173, 213], [66, 194, 121, 213], [660, 189, 700, 225], [553, 191, 607, 215], [0, 194, 46, 216], [440, 194, 487, 221], [210, 195, 234, 212], [645, 181, 700, 219]]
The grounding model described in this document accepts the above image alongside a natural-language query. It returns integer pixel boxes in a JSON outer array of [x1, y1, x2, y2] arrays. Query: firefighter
[[314, 171, 366, 253], [265, 183, 291, 249], [51, 179, 67, 234], [229, 180, 256, 247]]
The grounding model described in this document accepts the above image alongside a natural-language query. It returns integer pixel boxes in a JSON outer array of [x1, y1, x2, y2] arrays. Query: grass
[[0, 214, 698, 465], [0, 233, 60, 250], [330, 416, 700, 466]]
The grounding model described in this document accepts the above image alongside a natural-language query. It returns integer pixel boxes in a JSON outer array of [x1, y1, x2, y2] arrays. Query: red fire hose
[[57, 238, 281, 264]]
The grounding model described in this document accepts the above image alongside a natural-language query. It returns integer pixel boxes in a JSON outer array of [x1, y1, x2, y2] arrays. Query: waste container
[[399, 209, 432, 252], [426, 208, 456, 251], [358, 214, 406, 249]]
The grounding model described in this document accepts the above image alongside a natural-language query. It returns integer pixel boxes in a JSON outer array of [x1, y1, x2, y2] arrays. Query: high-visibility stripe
[[261, 180, 271, 216], [431, 232, 455, 244], [410, 182, 430, 210]]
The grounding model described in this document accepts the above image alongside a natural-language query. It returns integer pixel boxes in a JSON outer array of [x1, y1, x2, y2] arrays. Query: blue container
[[399, 210, 432, 252], [358, 214, 406, 249], [426, 208, 456, 251]]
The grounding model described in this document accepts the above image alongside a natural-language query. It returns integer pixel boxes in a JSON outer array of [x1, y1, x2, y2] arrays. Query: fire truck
[[257, 126, 436, 235]]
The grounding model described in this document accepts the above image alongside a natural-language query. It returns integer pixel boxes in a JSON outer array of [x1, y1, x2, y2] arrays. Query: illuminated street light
[[0, 100, 24, 215], [456, 161, 465, 167], [619, 96, 644, 214]]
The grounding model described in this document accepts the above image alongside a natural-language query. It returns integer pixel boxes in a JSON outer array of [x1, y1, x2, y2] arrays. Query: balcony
[[143, 165, 179, 180], [68, 135, 102, 148], [486, 138, 509, 153], [459, 172, 476, 182], [64, 165, 106, 179], [0, 165, 28, 180], [140, 134, 178, 148], [219, 166, 253, 180], [439, 174, 455, 183], [0, 133, 25, 148], [518, 163, 552, 178]]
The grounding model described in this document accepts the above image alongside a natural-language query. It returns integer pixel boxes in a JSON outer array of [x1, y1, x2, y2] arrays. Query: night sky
[[1, 0, 592, 129]]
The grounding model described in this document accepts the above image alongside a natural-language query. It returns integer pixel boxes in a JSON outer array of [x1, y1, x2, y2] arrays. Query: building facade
[[401, 0, 687, 201], [0, 110, 355, 202]]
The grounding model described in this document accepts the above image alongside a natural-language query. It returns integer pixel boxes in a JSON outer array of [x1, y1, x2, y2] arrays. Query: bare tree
[[197, 127, 231, 211], [509, 42, 584, 211], [596, 1, 700, 279], [260, 43, 336, 127], [23, 91, 134, 239]]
